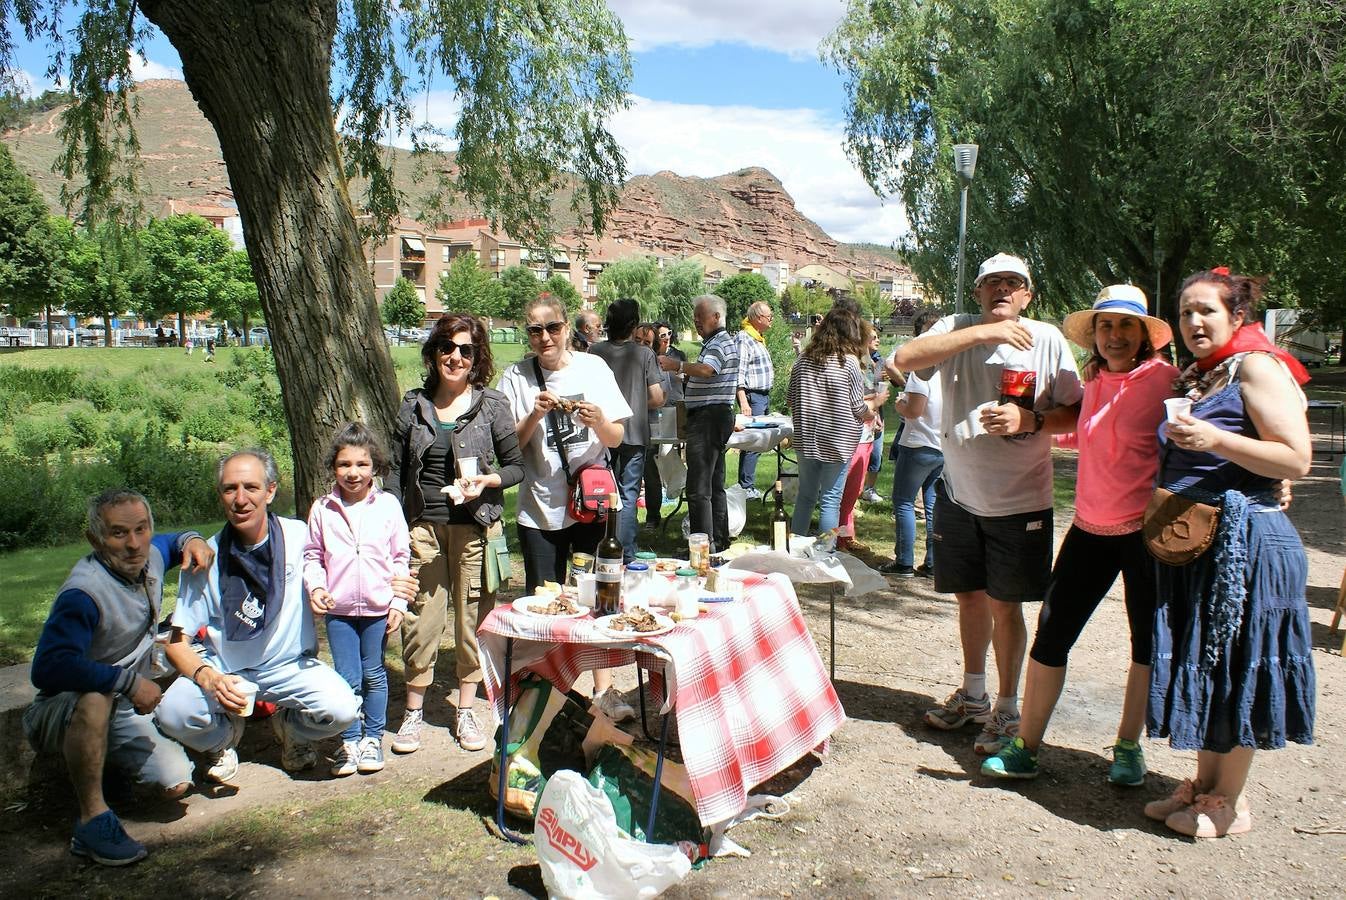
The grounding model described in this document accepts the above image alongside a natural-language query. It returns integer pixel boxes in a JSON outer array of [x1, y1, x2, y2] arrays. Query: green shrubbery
[[0, 351, 294, 550]]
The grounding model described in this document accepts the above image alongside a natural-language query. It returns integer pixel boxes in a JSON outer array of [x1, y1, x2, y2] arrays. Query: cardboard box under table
[[478, 572, 845, 840]]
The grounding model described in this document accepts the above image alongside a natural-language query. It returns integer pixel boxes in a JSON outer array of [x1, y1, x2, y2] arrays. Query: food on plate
[[527, 595, 580, 616], [533, 581, 563, 598], [606, 607, 662, 633], [653, 559, 681, 574]]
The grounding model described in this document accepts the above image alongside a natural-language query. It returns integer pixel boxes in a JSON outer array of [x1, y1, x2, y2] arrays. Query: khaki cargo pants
[[402, 521, 496, 688]]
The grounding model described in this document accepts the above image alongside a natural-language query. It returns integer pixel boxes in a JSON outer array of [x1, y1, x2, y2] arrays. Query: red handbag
[[568, 464, 618, 524], [533, 357, 615, 524]]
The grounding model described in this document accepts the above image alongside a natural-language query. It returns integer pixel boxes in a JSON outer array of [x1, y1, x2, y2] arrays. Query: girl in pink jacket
[[303, 423, 411, 776]]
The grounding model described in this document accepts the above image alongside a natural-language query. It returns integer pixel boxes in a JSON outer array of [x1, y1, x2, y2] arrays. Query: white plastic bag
[[536, 770, 692, 900], [724, 484, 747, 537], [655, 445, 686, 500], [680, 485, 748, 540]]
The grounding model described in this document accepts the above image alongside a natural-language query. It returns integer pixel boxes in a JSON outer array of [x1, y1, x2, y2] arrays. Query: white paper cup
[[235, 678, 259, 717], [1164, 397, 1193, 424], [457, 456, 479, 479], [575, 573, 597, 605]]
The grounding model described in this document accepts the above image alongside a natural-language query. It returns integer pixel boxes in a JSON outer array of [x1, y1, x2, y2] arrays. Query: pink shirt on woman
[[1073, 357, 1180, 533], [302, 488, 411, 617]]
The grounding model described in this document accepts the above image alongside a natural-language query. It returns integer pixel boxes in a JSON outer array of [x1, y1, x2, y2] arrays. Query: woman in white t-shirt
[[499, 295, 635, 720], [498, 295, 631, 590], [882, 309, 944, 577]]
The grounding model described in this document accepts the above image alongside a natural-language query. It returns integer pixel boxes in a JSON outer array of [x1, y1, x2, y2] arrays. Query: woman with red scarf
[[1144, 268, 1314, 839]]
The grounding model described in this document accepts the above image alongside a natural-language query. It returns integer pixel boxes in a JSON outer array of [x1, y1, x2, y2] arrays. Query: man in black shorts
[[891, 253, 1082, 754]]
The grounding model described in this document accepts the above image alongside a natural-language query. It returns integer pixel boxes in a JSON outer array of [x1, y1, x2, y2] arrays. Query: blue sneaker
[[70, 810, 147, 866], [981, 736, 1040, 780], [1108, 738, 1147, 786]]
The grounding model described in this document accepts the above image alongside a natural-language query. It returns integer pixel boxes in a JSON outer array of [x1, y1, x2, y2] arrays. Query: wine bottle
[[771, 479, 790, 553], [594, 493, 623, 615]]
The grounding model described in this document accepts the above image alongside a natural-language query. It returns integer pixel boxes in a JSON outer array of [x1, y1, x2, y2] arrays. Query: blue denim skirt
[[1148, 506, 1316, 752]]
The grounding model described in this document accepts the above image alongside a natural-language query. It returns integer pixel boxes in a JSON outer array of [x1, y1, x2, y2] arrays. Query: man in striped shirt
[[659, 294, 739, 552], [735, 301, 776, 500]]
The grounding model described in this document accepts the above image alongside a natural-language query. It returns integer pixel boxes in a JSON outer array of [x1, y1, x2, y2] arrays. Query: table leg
[[494, 637, 528, 844], [636, 665, 659, 743], [829, 584, 836, 682], [645, 695, 672, 843]]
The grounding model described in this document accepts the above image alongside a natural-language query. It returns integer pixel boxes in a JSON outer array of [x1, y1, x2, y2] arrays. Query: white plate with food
[[594, 608, 677, 638], [512, 595, 590, 619], [651, 558, 685, 576]]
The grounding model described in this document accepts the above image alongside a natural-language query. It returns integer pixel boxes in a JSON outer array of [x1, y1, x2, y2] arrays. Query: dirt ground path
[[2, 452, 1344, 898]]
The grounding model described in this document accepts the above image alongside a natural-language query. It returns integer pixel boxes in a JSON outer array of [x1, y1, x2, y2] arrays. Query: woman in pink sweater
[[303, 422, 411, 776], [983, 286, 1177, 784]]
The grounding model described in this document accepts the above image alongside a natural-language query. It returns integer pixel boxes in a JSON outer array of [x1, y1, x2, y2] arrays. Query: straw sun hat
[[1062, 284, 1172, 352]]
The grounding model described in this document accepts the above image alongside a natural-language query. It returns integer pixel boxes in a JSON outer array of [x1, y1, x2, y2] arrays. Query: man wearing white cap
[[892, 253, 1083, 755]]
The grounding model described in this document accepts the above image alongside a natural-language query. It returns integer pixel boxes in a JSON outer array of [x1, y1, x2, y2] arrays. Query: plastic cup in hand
[[1164, 397, 1193, 424], [235, 678, 259, 717], [457, 456, 479, 479]]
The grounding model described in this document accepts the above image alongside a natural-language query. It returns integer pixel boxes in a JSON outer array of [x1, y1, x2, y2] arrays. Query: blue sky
[[7, 1, 906, 245]]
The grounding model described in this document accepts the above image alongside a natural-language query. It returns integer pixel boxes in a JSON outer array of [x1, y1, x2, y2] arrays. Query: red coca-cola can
[[1000, 367, 1036, 411]]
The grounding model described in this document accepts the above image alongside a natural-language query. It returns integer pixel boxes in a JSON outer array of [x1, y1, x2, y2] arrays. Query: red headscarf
[[1195, 321, 1311, 385]]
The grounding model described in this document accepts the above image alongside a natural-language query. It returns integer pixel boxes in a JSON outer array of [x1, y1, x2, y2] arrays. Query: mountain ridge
[[2, 79, 908, 277]]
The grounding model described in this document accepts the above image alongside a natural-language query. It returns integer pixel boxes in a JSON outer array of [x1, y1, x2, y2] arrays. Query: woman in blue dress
[[1146, 267, 1315, 838]]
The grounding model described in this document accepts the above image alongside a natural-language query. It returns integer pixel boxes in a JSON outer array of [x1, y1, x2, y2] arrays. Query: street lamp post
[[952, 143, 979, 316]]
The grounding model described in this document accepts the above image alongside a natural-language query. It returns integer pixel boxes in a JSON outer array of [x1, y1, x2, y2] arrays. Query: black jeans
[[642, 443, 663, 522], [516, 521, 605, 593], [685, 403, 735, 551]]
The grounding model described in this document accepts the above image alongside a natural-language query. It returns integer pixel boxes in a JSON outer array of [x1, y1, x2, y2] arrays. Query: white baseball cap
[[974, 253, 1033, 290]]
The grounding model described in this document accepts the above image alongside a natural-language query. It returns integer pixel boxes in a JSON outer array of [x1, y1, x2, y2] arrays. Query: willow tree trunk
[[140, 0, 399, 512]]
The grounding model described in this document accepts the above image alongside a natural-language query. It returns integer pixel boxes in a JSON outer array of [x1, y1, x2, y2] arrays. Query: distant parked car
[[249, 327, 271, 346]]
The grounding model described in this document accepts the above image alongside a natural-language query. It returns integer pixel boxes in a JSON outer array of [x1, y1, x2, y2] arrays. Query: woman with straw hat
[[983, 284, 1178, 786]]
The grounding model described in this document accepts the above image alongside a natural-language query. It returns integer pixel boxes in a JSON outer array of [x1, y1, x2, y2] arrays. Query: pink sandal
[[1143, 778, 1201, 822], [1164, 792, 1252, 838]]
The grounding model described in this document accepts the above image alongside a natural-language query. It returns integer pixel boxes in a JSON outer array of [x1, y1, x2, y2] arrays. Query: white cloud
[[398, 89, 907, 245], [610, 95, 906, 244], [129, 54, 182, 82], [9, 68, 48, 98], [606, 0, 846, 57]]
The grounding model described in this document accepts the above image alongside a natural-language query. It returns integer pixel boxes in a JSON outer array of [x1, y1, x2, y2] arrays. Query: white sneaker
[[356, 736, 385, 772], [455, 709, 487, 752], [270, 714, 317, 772], [391, 709, 423, 754], [204, 747, 240, 783], [861, 488, 883, 503], [330, 741, 359, 777], [974, 709, 1021, 755], [203, 713, 245, 783], [594, 688, 636, 723], [743, 487, 762, 501]]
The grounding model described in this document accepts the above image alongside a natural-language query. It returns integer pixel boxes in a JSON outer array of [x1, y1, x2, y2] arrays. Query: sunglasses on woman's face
[[525, 321, 567, 338], [442, 342, 476, 361]]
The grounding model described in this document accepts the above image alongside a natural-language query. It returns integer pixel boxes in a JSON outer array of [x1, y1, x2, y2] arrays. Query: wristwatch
[[1031, 410, 1045, 433]]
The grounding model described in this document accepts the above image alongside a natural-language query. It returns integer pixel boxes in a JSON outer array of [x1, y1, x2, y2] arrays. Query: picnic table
[[478, 571, 845, 836]]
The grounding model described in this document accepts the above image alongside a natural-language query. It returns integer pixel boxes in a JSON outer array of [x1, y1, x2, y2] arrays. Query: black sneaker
[[914, 564, 934, 579], [879, 561, 916, 577]]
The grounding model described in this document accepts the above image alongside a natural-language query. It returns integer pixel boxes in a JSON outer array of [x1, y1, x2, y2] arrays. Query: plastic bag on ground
[[680, 484, 748, 539], [536, 770, 692, 900]]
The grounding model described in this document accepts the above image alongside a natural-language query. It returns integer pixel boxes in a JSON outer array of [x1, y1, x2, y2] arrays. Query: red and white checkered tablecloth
[[477, 572, 846, 827]]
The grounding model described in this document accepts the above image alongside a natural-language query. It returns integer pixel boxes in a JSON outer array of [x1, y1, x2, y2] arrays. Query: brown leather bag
[[1142, 488, 1220, 565]]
